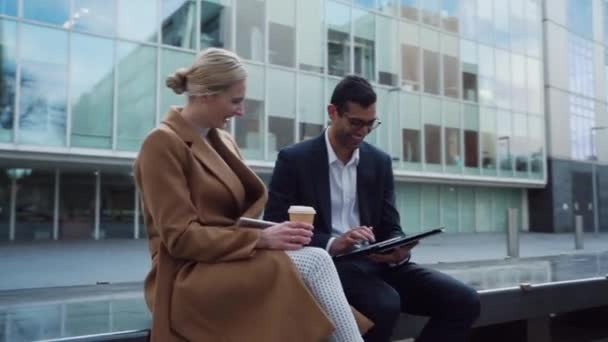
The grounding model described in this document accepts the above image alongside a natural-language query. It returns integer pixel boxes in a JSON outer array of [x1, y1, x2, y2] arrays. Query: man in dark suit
[[264, 75, 480, 342]]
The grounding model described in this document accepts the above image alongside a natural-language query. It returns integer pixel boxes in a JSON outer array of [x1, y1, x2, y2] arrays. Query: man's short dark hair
[[330, 75, 377, 115]]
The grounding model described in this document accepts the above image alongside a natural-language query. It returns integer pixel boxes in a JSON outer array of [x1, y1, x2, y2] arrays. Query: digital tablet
[[237, 217, 276, 229], [333, 227, 444, 260]]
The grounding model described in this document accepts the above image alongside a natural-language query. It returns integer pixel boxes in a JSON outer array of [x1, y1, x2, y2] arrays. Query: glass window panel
[[401, 92, 421, 166], [117, 0, 157, 42], [513, 113, 528, 174], [526, 0, 541, 57], [19, 24, 68, 147], [459, 187, 475, 232], [441, 185, 458, 232], [0, 170, 8, 241], [298, 74, 324, 141], [441, 0, 459, 33], [478, 45, 494, 106], [480, 107, 496, 171], [475, 188, 492, 231], [235, 63, 264, 160], [70, 34, 114, 149], [377, 16, 399, 86], [422, 184, 440, 228], [65, 301, 110, 336], [400, 0, 419, 21], [423, 96, 441, 165], [529, 115, 543, 175], [72, 0, 116, 35], [495, 49, 511, 109], [268, 0, 295, 67], [298, 0, 324, 73], [401, 183, 421, 233], [460, 0, 476, 40], [15, 169, 54, 241], [116, 42, 157, 151], [162, 0, 197, 49], [477, 0, 493, 45], [567, 0, 593, 39], [355, 0, 375, 9], [327, 1, 351, 76], [23, 0, 69, 26], [377, 0, 398, 16], [101, 173, 134, 239], [421, 28, 439, 95], [421, 0, 440, 27], [527, 58, 542, 115], [59, 171, 95, 239], [372, 88, 391, 152], [0, 0, 17, 16], [511, 54, 526, 112], [461, 39, 478, 102], [160, 49, 196, 114], [494, 0, 510, 49], [200, 0, 232, 49], [496, 110, 512, 174], [442, 34, 459, 98], [400, 22, 420, 91], [0, 19, 16, 142], [463, 104, 479, 170], [236, 0, 265, 62], [492, 189, 508, 231], [444, 100, 461, 168], [510, 0, 526, 54], [353, 9, 375, 81]]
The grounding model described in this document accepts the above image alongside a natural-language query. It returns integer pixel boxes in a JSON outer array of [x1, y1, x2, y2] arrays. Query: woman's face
[[200, 79, 246, 128]]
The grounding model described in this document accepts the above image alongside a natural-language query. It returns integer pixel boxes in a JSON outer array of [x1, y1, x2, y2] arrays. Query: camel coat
[[134, 108, 368, 341]]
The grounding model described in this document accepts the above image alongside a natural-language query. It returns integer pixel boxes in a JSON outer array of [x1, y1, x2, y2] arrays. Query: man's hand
[[368, 241, 418, 264], [256, 221, 313, 250], [329, 226, 375, 256]]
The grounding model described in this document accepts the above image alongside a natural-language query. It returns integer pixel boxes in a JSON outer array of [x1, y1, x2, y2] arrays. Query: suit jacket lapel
[[357, 143, 372, 227], [312, 134, 332, 234]]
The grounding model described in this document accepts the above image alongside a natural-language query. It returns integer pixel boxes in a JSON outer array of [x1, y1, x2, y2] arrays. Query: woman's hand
[[256, 221, 314, 250]]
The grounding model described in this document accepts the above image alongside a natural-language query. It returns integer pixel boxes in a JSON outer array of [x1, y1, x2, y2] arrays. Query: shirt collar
[[324, 127, 359, 167]]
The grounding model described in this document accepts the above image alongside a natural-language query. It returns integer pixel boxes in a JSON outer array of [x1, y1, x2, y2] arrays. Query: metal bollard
[[507, 208, 519, 258], [575, 215, 584, 250]]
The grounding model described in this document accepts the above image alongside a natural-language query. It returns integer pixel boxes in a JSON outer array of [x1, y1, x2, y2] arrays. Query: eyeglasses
[[343, 114, 382, 131]]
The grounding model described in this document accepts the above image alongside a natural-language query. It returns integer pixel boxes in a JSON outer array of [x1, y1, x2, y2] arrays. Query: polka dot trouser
[[286, 248, 364, 342]]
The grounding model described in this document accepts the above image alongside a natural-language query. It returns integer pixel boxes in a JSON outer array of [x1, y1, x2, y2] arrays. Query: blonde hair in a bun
[[165, 48, 247, 96]]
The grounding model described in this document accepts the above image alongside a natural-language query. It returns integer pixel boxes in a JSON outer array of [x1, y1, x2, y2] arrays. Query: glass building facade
[[0, 0, 553, 241]]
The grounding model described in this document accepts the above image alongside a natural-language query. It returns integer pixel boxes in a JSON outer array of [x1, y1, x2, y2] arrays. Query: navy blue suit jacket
[[264, 132, 405, 249]]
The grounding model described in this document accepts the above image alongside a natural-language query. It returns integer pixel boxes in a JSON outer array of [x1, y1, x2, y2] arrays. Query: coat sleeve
[[134, 129, 262, 263]]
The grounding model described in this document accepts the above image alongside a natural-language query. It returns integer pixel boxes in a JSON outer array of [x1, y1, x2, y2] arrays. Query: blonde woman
[[133, 48, 371, 342]]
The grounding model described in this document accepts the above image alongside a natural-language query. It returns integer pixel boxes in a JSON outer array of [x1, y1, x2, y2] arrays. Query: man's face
[[328, 101, 379, 151]]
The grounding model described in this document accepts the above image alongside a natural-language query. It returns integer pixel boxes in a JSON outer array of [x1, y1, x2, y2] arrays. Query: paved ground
[[1, 232, 608, 291]]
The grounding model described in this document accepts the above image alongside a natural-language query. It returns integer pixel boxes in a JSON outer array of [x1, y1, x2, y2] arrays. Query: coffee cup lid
[[288, 205, 316, 214]]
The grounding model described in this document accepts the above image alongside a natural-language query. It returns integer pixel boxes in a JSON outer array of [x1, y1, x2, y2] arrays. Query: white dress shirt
[[325, 128, 361, 251]]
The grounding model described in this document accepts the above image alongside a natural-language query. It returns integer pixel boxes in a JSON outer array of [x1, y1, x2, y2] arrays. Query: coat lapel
[[161, 108, 243, 212], [312, 134, 332, 234], [357, 143, 372, 226]]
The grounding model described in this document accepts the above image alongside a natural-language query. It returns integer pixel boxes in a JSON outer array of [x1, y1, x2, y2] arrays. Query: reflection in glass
[[529, 116, 543, 175], [65, 301, 111, 336], [497, 110, 512, 174], [442, 185, 458, 232], [494, 0, 510, 49], [510, 0, 526, 54], [401, 93, 420, 165], [526, 0, 541, 57], [377, 16, 398, 86], [444, 102, 461, 168], [267, 69, 295, 159], [268, 0, 295, 67], [60, 172, 95, 239], [70, 34, 114, 149], [511, 54, 526, 112], [463, 104, 479, 169], [236, 0, 265, 62], [420, 0, 440, 27], [402, 129, 420, 162], [422, 28, 439, 95], [442, 35, 459, 99], [160, 49, 195, 112], [480, 107, 496, 171], [513, 113, 528, 174], [460, 0, 476, 40], [478, 45, 494, 106], [401, 183, 420, 233], [15, 169, 54, 241], [327, 1, 351, 77], [527, 58, 542, 114], [235, 64, 264, 160], [461, 40, 477, 102], [0, 19, 16, 142], [298, 0, 324, 73], [567, 0, 593, 39], [377, 0, 398, 16], [23, 0, 69, 26], [117, 0, 157, 42], [425, 124, 440, 164], [162, 0, 197, 49], [353, 9, 375, 81], [495, 50, 511, 109], [116, 42, 157, 151], [400, 0, 419, 21], [200, 0, 231, 49], [298, 74, 324, 141], [441, 0, 459, 33], [422, 185, 440, 228], [101, 173, 134, 239], [6, 305, 62, 341], [0, 0, 17, 16], [72, 0, 115, 35], [0, 170, 9, 241], [400, 22, 420, 91], [477, 0, 493, 45], [19, 25, 68, 147]]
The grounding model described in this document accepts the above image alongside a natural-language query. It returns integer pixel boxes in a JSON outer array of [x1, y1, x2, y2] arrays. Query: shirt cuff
[[325, 237, 336, 253]]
